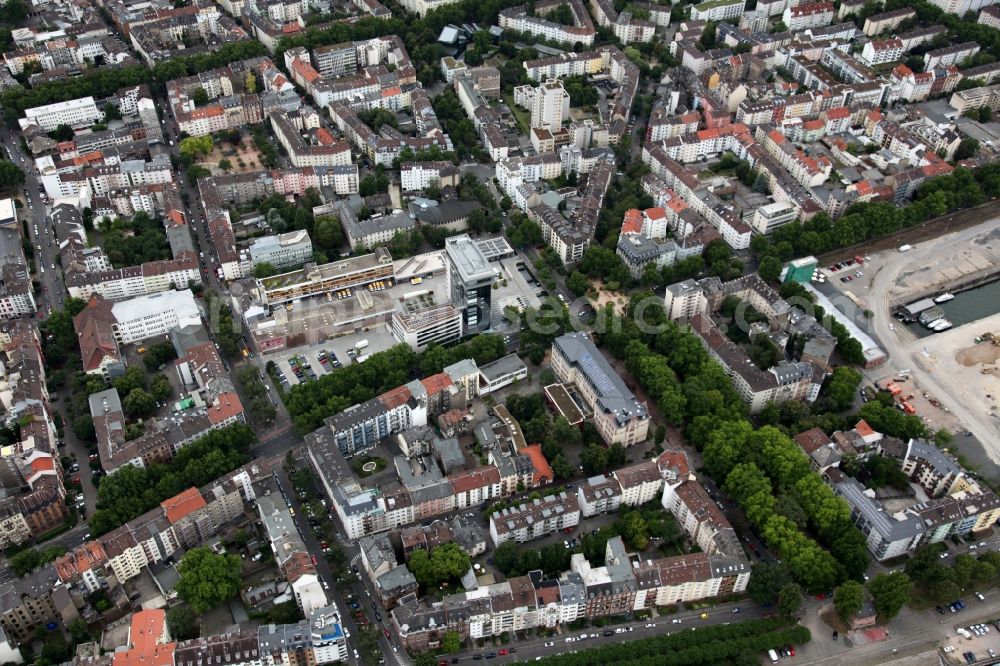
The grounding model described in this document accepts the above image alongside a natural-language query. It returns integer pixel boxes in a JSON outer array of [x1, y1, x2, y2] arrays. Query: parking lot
[[264, 325, 399, 388], [942, 618, 1000, 664]]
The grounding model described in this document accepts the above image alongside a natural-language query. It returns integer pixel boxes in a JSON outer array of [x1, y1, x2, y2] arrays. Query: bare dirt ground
[[197, 137, 266, 175], [589, 279, 629, 315], [957, 341, 1000, 371]]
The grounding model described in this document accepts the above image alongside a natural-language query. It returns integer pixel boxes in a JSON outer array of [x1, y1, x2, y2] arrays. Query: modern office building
[[445, 234, 495, 336], [256, 248, 394, 306], [390, 301, 463, 352], [246, 230, 314, 272]]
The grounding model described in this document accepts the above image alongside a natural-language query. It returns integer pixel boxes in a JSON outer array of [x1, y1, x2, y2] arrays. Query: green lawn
[[504, 95, 531, 134]]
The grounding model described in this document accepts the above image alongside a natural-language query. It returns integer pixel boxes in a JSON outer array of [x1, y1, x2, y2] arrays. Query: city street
[[0, 125, 66, 312], [276, 462, 405, 666]]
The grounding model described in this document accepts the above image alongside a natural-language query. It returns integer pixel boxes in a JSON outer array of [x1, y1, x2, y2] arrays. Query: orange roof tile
[[621, 209, 642, 235], [207, 391, 244, 425], [316, 127, 334, 145], [522, 444, 553, 486], [380, 385, 412, 409], [855, 420, 875, 437], [161, 487, 206, 524], [421, 372, 453, 395], [113, 610, 175, 666], [29, 456, 55, 473]]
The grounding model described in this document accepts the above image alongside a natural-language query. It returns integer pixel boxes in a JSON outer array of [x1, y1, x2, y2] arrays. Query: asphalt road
[[0, 126, 66, 314], [449, 601, 767, 664], [276, 464, 405, 666]]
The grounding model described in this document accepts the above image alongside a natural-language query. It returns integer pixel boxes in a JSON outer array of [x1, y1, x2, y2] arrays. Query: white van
[[768, 649, 779, 663]]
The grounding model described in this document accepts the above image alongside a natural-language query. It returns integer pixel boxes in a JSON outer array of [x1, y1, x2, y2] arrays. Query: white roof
[[111, 289, 199, 324]]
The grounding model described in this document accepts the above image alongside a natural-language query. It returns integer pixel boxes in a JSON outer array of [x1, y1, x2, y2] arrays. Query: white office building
[[247, 230, 314, 272], [21, 96, 103, 131], [111, 289, 201, 344]]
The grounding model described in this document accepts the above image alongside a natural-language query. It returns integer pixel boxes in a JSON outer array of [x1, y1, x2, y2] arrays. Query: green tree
[[580, 443, 608, 475], [617, 510, 649, 550], [191, 87, 209, 106], [0, 160, 25, 189], [166, 606, 199, 640], [176, 547, 242, 613], [253, 262, 278, 278], [833, 580, 864, 622], [747, 563, 793, 604], [868, 572, 911, 621], [441, 630, 462, 653], [757, 256, 783, 283], [777, 583, 803, 620], [47, 124, 73, 141], [407, 543, 470, 588], [179, 135, 213, 159], [68, 618, 92, 644], [314, 215, 344, 250], [123, 388, 156, 418], [566, 271, 589, 296], [150, 374, 172, 403], [218, 158, 232, 172], [955, 138, 980, 161]]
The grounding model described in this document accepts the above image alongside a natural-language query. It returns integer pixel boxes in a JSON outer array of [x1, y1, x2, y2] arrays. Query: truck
[[899, 244, 913, 252], [355, 339, 369, 352]]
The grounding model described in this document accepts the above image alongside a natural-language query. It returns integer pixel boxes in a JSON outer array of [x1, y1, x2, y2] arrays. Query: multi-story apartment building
[[498, 0, 596, 46], [750, 202, 798, 235], [394, 487, 749, 652], [690, 313, 821, 413], [689, 0, 744, 21], [859, 38, 904, 67], [489, 492, 581, 545], [550, 332, 650, 446], [20, 96, 102, 130], [782, 1, 833, 31], [979, 5, 1000, 28], [929, 0, 997, 15], [863, 8, 915, 36], [924, 42, 980, 70], [390, 302, 463, 353], [0, 263, 37, 320], [65, 256, 201, 302], [446, 234, 495, 337], [399, 162, 461, 192], [243, 230, 314, 273]]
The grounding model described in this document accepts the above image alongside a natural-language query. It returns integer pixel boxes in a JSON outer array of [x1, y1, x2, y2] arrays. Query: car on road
[[671, 619, 682, 624], [544, 642, 554, 647]]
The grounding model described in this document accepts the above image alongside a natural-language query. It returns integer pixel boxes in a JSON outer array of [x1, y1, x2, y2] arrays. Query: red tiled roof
[[522, 444, 553, 486], [421, 372, 453, 395], [113, 610, 175, 666], [621, 209, 642, 235], [161, 487, 206, 524], [380, 385, 412, 409], [207, 392, 244, 425]]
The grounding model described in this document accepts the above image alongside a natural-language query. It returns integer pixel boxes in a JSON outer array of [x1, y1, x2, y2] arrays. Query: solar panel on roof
[[578, 354, 616, 395]]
